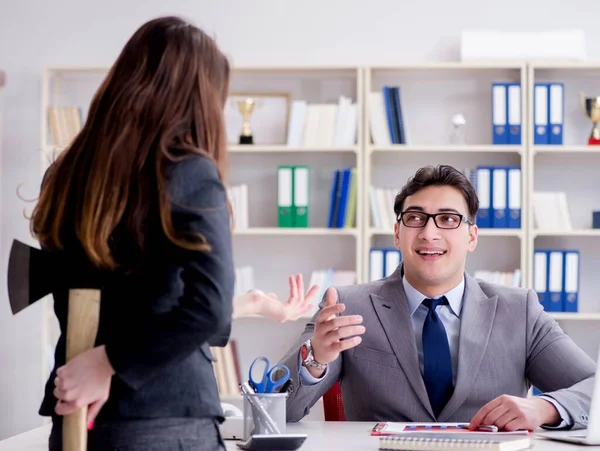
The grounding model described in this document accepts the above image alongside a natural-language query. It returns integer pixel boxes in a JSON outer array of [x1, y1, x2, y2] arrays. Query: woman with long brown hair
[[32, 16, 234, 450]]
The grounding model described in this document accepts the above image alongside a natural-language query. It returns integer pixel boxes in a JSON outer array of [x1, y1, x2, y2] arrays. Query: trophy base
[[239, 135, 254, 145], [589, 136, 600, 145]]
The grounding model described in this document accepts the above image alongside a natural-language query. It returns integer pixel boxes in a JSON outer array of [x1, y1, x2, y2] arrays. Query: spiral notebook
[[378, 432, 532, 450]]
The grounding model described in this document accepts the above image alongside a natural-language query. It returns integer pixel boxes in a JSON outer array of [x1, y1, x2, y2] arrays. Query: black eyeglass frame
[[396, 210, 474, 229]]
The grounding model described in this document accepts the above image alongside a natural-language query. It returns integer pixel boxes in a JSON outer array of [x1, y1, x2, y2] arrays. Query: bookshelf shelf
[[367, 228, 524, 238], [533, 145, 600, 154], [549, 313, 600, 321], [229, 145, 358, 153], [233, 227, 359, 237], [369, 144, 523, 154], [369, 62, 526, 71], [533, 229, 600, 237]]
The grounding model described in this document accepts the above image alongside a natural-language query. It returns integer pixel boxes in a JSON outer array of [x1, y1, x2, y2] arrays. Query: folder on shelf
[[507, 83, 522, 145], [382, 86, 399, 144], [507, 166, 522, 229], [370, 248, 385, 282], [344, 168, 358, 228], [286, 100, 307, 147], [384, 249, 401, 277], [548, 250, 564, 312], [335, 168, 352, 228], [277, 165, 294, 227], [492, 83, 508, 144], [327, 170, 342, 228], [391, 87, 407, 144], [549, 82, 564, 145], [563, 250, 579, 312], [492, 167, 508, 229], [533, 250, 549, 311], [368, 91, 392, 146], [293, 165, 309, 227], [369, 248, 401, 281], [475, 166, 492, 228], [534, 83, 550, 145]]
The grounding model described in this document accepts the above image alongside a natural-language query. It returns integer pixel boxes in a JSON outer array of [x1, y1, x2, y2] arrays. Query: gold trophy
[[237, 97, 255, 145], [580, 91, 600, 145]]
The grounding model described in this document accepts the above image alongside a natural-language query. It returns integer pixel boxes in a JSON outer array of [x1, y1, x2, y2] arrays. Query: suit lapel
[[438, 273, 498, 421], [370, 267, 435, 420]]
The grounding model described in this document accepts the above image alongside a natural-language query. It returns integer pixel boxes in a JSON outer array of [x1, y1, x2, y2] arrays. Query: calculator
[[236, 434, 308, 450]]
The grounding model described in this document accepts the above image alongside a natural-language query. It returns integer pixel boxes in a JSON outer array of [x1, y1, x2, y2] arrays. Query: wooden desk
[[0, 421, 590, 450]]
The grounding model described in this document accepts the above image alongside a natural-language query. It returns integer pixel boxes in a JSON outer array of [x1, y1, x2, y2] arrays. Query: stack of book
[[327, 168, 357, 228], [286, 96, 358, 147], [533, 249, 580, 312], [210, 340, 242, 397]]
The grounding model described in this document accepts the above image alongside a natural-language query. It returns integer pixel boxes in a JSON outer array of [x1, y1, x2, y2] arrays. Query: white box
[[461, 29, 586, 62]]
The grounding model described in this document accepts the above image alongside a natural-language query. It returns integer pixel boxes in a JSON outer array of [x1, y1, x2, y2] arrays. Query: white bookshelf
[[363, 63, 528, 291], [39, 65, 362, 418], [524, 62, 600, 361], [39, 61, 600, 401]]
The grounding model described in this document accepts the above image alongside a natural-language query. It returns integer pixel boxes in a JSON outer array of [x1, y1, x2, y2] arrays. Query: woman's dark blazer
[[38, 154, 235, 424]]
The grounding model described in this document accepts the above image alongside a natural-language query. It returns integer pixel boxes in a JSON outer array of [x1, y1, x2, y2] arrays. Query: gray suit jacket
[[280, 267, 596, 429]]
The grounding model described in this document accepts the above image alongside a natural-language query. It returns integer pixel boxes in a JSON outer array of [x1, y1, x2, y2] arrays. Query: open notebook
[[378, 432, 532, 450]]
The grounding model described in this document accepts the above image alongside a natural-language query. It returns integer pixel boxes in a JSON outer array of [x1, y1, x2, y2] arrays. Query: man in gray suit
[[279, 164, 596, 431]]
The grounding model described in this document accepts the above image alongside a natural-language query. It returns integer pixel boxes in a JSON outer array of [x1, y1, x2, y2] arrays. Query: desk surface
[[0, 421, 592, 450]]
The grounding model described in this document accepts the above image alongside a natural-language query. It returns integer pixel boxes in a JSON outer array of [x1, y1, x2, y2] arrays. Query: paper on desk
[[371, 422, 531, 436]]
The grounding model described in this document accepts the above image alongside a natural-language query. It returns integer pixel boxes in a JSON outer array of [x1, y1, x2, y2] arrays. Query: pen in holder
[[241, 382, 287, 440]]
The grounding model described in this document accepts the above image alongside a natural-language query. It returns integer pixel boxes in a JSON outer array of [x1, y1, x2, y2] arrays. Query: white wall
[[1, 0, 600, 439]]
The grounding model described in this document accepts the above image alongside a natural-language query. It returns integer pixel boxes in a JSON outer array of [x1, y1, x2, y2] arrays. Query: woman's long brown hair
[[30, 16, 231, 271]]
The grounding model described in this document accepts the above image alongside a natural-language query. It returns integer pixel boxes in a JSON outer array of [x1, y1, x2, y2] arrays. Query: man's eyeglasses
[[397, 211, 474, 229]]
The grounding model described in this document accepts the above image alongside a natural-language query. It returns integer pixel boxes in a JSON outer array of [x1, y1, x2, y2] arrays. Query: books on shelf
[[473, 270, 521, 288], [369, 186, 397, 230], [531, 192, 571, 231], [286, 96, 357, 147], [228, 184, 249, 230], [47, 106, 82, 147], [370, 248, 401, 281], [368, 87, 406, 145], [277, 165, 309, 227], [234, 266, 255, 297], [210, 340, 242, 397], [533, 82, 564, 145], [533, 249, 580, 313], [491, 82, 522, 145], [327, 168, 357, 229], [468, 165, 521, 229]]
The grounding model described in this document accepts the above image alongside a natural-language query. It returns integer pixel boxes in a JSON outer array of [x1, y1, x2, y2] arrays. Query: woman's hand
[[54, 345, 115, 426], [233, 274, 319, 322]]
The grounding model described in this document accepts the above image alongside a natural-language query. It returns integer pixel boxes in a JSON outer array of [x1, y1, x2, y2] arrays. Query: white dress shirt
[[298, 275, 571, 428]]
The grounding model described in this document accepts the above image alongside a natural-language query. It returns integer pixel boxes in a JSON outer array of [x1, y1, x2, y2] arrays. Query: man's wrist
[[300, 339, 327, 378], [303, 363, 326, 378], [534, 397, 560, 426]]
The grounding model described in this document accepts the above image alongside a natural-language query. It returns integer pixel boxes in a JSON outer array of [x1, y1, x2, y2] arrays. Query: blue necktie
[[422, 296, 454, 417]]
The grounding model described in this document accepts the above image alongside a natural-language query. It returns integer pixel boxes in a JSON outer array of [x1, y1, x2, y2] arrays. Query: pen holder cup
[[242, 392, 287, 439]]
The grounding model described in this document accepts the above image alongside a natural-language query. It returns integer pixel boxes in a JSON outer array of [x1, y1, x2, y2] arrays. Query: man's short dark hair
[[393, 165, 479, 222]]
